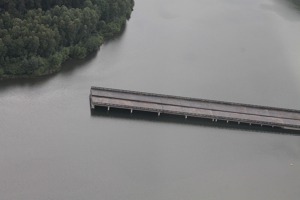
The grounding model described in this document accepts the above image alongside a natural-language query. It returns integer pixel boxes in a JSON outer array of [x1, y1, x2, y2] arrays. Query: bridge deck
[[90, 87, 300, 130]]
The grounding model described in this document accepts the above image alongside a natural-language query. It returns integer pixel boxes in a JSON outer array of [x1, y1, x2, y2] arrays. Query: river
[[1, 0, 300, 199]]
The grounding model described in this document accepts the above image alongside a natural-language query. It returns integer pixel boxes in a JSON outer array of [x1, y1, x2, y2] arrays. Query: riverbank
[[0, 0, 134, 80], [0, 24, 128, 81]]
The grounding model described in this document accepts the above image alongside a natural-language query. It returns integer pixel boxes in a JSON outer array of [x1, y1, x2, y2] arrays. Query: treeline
[[290, 0, 300, 5], [0, 0, 134, 78], [293, 0, 300, 6]]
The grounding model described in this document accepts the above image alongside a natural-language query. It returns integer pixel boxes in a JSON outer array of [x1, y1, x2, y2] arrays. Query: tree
[[0, 0, 134, 78], [84, 34, 103, 53], [0, 39, 7, 58]]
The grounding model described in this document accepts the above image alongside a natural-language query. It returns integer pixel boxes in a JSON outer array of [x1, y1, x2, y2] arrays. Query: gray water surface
[[1, 0, 300, 199]]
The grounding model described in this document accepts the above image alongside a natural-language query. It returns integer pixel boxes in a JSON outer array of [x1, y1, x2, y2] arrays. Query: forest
[[0, 0, 134, 78]]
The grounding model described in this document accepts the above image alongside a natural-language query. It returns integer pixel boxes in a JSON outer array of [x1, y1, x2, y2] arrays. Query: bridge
[[90, 86, 300, 131]]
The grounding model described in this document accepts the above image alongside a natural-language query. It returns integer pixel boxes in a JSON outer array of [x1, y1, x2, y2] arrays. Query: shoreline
[[0, 21, 128, 81], [0, 68, 60, 81]]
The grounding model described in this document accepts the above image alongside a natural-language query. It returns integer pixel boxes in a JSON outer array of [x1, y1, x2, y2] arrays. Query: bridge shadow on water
[[91, 106, 300, 136]]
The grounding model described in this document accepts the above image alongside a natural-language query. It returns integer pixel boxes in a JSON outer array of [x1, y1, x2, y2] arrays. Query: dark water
[[1, 0, 300, 199]]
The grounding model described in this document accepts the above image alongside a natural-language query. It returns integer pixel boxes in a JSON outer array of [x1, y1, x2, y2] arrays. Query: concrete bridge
[[90, 86, 300, 131]]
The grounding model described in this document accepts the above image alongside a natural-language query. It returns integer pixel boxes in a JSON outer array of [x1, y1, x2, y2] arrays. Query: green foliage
[[85, 34, 103, 53], [70, 45, 87, 59], [0, 39, 7, 58], [290, 0, 300, 7], [0, 68, 4, 76], [0, 0, 134, 78]]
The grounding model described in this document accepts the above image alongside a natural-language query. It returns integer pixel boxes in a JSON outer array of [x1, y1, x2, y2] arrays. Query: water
[[1, 0, 300, 199]]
